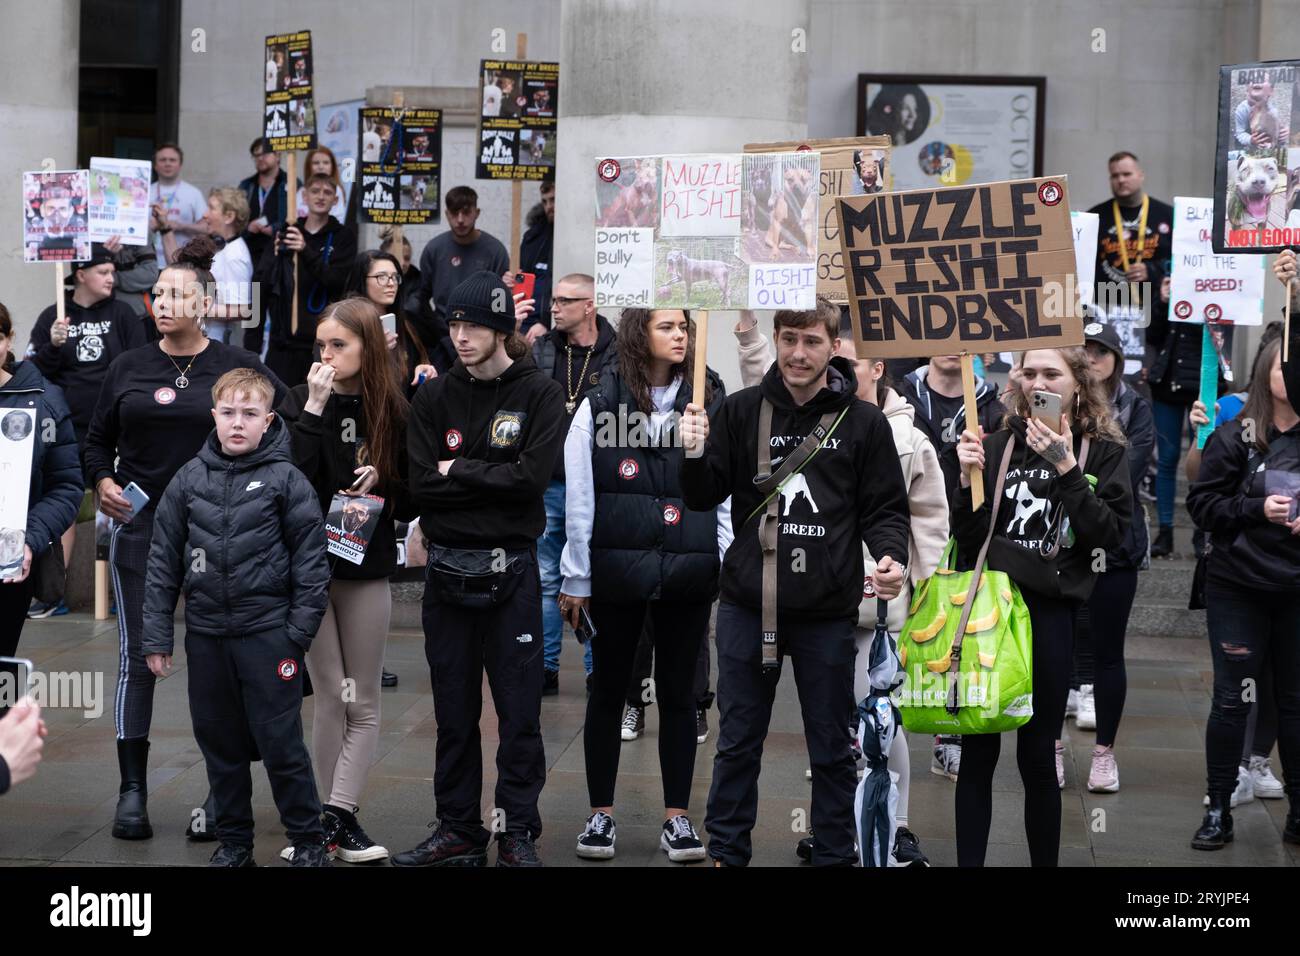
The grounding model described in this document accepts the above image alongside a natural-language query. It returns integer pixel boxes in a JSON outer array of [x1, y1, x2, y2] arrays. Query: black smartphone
[[576, 605, 598, 644]]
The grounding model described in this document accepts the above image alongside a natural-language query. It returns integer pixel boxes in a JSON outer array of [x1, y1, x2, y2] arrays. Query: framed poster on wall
[[856, 74, 1045, 192]]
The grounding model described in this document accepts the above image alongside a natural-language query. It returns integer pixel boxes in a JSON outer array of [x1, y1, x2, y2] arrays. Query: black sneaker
[[1150, 525, 1174, 558], [185, 792, 218, 842], [287, 841, 332, 867], [496, 832, 543, 867], [621, 704, 644, 741], [324, 805, 389, 863], [391, 822, 488, 867], [796, 833, 813, 862], [209, 843, 255, 867], [381, 668, 398, 688], [696, 708, 709, 744], [542, 668, 559, 696], [575, 811, 616, 860], [892, 826, 930, 867], [660, 815, 706, 863]]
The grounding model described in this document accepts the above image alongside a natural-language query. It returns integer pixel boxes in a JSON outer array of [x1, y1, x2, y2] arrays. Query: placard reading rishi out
[[477, 59, 558, 180], [835, 176, 1082, 359], [594, 152, 820, 310], [357, 107, 442, 225], [263, 30, 316, 152]]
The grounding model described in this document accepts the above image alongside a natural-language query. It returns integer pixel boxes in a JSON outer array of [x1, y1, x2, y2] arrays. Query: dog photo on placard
[[655, 238, 743, 309], [1226, 148, 1286, 230], [400, 174, 436, 211], [520, 129, 554, 167], [742, 152, 819, 263], [596, 156, 661, 229]]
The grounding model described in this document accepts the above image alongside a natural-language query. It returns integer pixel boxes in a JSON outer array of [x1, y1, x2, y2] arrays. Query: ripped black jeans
[[1204, 586, 1300, 803]]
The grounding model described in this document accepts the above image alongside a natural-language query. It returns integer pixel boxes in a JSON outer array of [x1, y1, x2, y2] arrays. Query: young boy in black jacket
[[141, 368, 331, 867]]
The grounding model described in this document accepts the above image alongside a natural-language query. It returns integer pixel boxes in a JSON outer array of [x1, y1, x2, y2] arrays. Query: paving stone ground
[[1, 614, 1295, 867]]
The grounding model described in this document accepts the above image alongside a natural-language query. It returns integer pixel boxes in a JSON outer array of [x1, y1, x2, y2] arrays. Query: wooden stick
[[390, 91, 405, 253], [1286, 277, 1292, 364], [287, 150, 299, 335], [692, 311, 709, 405], [95, 556, 108, 621], [961, 353, 984, 510], [509, 32, 528, 272], [54, 262, 66, 326]]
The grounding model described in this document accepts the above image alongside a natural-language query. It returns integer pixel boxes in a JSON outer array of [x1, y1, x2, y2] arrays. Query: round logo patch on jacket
[[445, 429, 462, 450], [662, 504, 681, 526], [154, 387, 176, 405], [277, 659, 297, 681], [618, 458, 638, 480]]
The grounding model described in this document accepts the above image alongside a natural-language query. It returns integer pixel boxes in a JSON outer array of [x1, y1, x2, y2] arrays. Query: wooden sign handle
[[287, 151, 299, 335], [509, 32, 527, 273], [1286, 276, 1293, 364], [54, 262, 66, 326], [693, 311, 709, 405], [961, 353, 984, 510]]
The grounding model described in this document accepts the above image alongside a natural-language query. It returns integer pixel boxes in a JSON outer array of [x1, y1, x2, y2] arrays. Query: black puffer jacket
[[141, 416, 330, 654]]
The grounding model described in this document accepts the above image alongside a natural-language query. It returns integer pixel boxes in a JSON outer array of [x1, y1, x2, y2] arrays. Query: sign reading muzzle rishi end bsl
[[835, 176, 1083, 359]]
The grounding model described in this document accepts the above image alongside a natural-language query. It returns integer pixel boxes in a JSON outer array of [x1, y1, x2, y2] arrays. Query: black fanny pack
[[426, 544, 528, 608]]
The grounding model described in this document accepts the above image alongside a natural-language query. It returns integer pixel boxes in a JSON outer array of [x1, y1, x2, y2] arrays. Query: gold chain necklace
[[565, 345, 594, 415], [160, 341, 201, 389]]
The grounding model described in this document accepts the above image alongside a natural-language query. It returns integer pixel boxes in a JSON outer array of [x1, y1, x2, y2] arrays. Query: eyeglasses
[[367, 273, 400, 286], [552, 296, 591, 306]]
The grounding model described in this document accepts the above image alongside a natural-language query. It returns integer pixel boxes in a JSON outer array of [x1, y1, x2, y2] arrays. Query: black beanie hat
[[66, 243, 115, 284], [446, 271, 515, 334]]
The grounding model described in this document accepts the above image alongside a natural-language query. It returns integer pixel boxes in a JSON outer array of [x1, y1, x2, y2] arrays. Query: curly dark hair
[[615, 309, 713, 414]]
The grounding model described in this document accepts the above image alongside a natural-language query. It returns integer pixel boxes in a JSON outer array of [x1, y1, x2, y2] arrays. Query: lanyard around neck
[[1112, 195, 1149, 271]]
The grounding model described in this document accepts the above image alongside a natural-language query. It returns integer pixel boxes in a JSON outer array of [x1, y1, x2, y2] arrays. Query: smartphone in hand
[[1030, 390, 1063, 432], [576, 605, 597, 644], [121, 481, 150, 520], [514, 272, 536, 301]]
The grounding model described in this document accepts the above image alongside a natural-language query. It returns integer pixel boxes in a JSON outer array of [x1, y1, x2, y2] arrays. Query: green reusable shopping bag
[[893, 438, 1036, 735], [893, 538, 1033, 735]]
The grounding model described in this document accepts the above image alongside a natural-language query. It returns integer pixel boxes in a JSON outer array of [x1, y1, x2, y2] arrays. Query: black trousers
[[186, 629, 322, 848], [0, 576, 34, 717], [625, 615, 714, 711], [587, 599, 709, 809], [705, 601, 857, 867], [1204, 585, 1300, 801], [422, 552, 545, 841], [955, 588, 1074, 867], [1066, 568, 1138, 747]]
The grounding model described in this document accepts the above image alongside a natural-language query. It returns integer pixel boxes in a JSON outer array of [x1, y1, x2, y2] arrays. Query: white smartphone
[[380, 312, 397, 335], [1030, 390, 1062, 432], [121, 481, 150, 519]]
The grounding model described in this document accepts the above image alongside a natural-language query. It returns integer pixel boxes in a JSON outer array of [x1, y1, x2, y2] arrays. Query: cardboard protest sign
[[357, 107, 442, 225], [0, 409, 35, 580], [477, 59, 558, 180], [1171, 196, 1264, 325], [836, 176, 1081, 359], [594, 152, 819, 310], [1211, 60, 1300, 252], [23, 170, 90, 263], [88, 157, 151, 245], [745, 137, 892, 303], [264, 31, 316, 152]]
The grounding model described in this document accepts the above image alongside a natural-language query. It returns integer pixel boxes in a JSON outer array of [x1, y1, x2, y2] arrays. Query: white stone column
[[1, 0, 81, 347]]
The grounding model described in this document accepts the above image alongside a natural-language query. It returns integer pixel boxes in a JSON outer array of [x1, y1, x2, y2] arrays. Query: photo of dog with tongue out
[[1227, 150, 1286, 230]]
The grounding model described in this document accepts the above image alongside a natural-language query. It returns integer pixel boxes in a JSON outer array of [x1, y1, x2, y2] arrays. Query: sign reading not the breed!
[[594, 152, 819, 310], [745, 136, 892, 304], [836, 176, 1082, 359], [1171, 196, 1264, 324]]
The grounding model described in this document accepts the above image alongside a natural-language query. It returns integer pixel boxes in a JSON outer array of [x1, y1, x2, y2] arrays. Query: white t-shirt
[[296, 184, 347, 221], [211, 235, 253, 307], [149, 179, 208, 268]]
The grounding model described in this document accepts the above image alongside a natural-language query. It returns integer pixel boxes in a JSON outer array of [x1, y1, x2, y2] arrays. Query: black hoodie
[[408, 353, 566, 549], [680, 356, 910, 621], [900, 364, 1006, 499], [141, 416, 330, 654], [28, 294, 148, 444], [950, 416, 1132, 603]]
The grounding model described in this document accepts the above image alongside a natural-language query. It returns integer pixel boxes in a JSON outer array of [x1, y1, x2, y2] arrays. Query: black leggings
[[956, 589, 1074, 867], [1063, 568, 1137, 747], [625, 616, 714, 711], [586, 599, 709, 810]]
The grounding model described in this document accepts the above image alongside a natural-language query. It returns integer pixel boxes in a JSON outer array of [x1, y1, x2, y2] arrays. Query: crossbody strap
[[755, 398, 841, 672]]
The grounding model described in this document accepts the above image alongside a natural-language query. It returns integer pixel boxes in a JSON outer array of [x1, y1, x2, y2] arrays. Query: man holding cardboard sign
[[679, 298, 910, 867]]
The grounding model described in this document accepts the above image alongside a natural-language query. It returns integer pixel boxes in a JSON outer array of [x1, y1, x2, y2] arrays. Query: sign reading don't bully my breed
[[835, 176, 1083, 358]]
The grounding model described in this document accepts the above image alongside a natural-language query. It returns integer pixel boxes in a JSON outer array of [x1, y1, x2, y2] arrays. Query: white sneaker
[[1203, 764, 1255, 808], [1065, 688, 1078, 718], [1075, 684, 1096, 730], [1055, 740, 1065, 789], [1087, 746, 1119, 793], [930, 737, 960, 781], [1249, 755, 1284, 799]]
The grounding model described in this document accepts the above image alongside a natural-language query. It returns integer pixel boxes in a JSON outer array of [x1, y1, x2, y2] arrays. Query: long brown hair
[[1238, 336, 1288, 452], [1007, 346, 1126, 444], [616, 309, 712, 414], [319, 297, 410, 485]]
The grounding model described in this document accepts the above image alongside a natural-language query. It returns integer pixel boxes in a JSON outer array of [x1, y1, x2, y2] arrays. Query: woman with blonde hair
[[951, 346, 1133, 866]]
